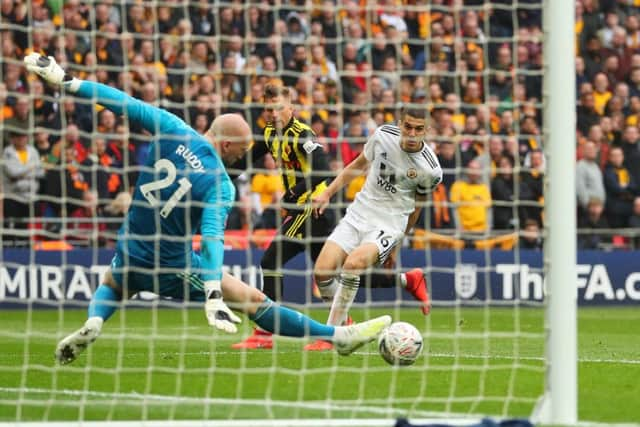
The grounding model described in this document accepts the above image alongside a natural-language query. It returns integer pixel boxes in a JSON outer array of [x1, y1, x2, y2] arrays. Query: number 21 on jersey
[[140, 159, 192, 218]]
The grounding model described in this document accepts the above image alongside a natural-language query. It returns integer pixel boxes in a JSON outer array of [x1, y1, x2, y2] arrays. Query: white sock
[[85, 316, 104, 333], [327, 273, 360, 326], [332, 325, 347, 343], [317, 278, 337, 302], [400, 273, 407, 288]]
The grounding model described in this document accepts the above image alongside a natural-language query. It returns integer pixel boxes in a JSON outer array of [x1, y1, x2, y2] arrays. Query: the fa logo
[[406, 168, 418, 179]]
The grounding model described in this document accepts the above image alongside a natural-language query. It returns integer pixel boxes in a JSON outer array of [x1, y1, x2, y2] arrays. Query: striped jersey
[[263, 117, 328, 206], [346, 124, 442, 231]]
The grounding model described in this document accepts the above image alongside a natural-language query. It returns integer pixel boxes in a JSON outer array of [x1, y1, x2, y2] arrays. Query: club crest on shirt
[[406, 168, 418, 179]]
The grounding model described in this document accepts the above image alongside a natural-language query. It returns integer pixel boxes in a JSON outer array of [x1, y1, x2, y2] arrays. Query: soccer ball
[[378, 322, 423, 366]]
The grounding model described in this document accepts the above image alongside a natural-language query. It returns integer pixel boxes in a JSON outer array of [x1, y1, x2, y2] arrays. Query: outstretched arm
[[24, 53, 183, 136], [72, 80, 183, 135], [200, 184, 242, 333], [312, 152, 369, 216]]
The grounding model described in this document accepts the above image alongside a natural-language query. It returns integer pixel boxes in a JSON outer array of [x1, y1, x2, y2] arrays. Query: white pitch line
[[165, 350, 640, 365], [0, 387, 451, 419], [1, 387, 638, 427], [425, 352, 640, 365]]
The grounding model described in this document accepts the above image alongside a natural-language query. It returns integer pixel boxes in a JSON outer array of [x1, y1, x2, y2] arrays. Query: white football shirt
[[344, 124, 443, 232]]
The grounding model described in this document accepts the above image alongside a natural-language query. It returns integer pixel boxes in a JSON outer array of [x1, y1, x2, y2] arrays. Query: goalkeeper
[[23, 53, 390, 364]]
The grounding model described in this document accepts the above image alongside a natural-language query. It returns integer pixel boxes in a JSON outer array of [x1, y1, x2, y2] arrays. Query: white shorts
[[327, 215, 404, 265]]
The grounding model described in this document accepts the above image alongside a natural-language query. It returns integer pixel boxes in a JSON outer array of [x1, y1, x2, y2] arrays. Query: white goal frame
[[1, 1, 581, 426], [533, 0, 578, 424]]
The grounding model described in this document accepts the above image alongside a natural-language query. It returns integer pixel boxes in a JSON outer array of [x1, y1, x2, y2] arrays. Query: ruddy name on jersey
[[175, 144, 205, 173]]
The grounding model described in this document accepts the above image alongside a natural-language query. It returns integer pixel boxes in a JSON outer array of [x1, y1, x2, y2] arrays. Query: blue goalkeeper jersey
[[72, 81, 234, 282]]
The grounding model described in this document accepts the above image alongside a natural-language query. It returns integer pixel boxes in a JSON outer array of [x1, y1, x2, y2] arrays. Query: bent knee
[[103, 270, 123, 295], [314, 260, 338, 282], [342, 256, 369, 273]]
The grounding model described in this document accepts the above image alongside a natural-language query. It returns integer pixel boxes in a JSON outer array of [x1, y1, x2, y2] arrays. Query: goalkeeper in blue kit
[[23, 53, 390, 364]]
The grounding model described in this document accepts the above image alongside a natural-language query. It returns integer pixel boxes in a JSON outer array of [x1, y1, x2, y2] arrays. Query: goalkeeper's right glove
[[204, 280, 242, 334]]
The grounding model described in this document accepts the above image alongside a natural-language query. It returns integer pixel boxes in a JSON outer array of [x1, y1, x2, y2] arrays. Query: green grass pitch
[[0, 306, 638, 422]]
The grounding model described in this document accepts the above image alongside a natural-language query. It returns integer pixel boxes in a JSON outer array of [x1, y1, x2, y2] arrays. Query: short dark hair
[[264, 84, 291, 100], [400, 105, 428, 121]]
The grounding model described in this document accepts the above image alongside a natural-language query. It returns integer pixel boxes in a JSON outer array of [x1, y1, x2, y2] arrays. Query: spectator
[[474, 135, 505, 178], [491, 154, 527, 230], [67, 190, 107, 246], [86, 137, 121, 200], [50, 97, 93, 133], [309, 44, 338, 84], [340, 112, 366, 166], [41, 142, 87, 218], [576, 140, 607, 212], [312, 1, 339, 62], [603, 146, 637, 227], [621, 125, 640, 185], [578, 197, 610, 249], [600, 26, 634, 79], [521, 149, 545, 225], [2, 128, 45, 243], [593, 72, 612, 115], [435, 140, 458, 192], [30, 79, 55, 126], [449, 159, 492, 233], [4, 95, 31, 133], [519, 219, 543, 250], [577, 89, 601, 135]]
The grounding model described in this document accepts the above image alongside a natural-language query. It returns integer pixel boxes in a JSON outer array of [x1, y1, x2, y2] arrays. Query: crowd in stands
[[1, 0, 640, 249]]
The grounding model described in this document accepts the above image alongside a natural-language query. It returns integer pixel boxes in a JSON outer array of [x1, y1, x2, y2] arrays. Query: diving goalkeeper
[[23, 53, 390, 364]]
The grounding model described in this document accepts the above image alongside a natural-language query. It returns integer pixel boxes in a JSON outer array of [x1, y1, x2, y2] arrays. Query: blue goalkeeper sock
[[250, 298, 335, 338], [88, 285, 120, 322]]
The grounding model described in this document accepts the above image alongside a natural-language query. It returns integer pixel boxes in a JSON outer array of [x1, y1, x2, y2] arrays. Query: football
[[378, 321, 423, 366]]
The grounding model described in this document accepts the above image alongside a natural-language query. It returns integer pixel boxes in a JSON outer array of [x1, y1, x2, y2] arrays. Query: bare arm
[[312, 152, 370, 216], [324, 152, 369, 199], [405, 193, 428, 234]]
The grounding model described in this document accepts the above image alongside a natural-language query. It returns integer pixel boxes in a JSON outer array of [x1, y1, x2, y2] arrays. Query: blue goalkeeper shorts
[[109, 250, 207, 301]]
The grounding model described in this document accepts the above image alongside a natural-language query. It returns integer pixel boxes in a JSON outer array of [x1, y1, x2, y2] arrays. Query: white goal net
[[0, 0, 570, 426]]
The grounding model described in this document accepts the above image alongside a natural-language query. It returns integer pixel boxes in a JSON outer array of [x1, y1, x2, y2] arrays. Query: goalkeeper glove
[[204, 280, 242, 334], [24, 53, 80, 91]]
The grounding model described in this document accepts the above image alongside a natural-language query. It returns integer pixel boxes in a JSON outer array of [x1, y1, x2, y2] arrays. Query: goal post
[[535, 0, 577, 424]]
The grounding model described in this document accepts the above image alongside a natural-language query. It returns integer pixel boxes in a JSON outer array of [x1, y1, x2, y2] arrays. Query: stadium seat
[[474, 233, 519, 251], [34, 240, 74, 251], [612, 235, 631, 249], [411, 229, 465, 250]]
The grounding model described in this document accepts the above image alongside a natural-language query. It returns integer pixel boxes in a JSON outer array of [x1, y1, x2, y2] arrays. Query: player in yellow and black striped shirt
[[232, 84, 335, 349]]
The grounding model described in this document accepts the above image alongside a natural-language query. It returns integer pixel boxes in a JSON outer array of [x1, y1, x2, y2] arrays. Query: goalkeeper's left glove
[[204, 280, 242, 334], [24, 53, 80, 91], [24, 53, 65, 85]]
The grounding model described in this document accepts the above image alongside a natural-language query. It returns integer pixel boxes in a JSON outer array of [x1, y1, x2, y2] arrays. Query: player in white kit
[[312, 106, 442, 331]]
